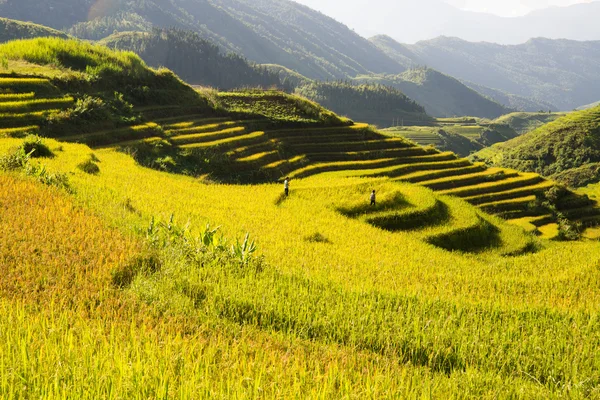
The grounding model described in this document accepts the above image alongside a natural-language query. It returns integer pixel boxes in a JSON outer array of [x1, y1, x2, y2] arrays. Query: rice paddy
[[2, 63, 600, 398]]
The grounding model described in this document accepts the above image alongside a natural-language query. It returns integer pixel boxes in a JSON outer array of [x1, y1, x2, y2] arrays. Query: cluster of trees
[[356, 68, 510, 119], [296, 81, 433, 127], [102, 29, 285, 91], [68, 12, 152, 41]]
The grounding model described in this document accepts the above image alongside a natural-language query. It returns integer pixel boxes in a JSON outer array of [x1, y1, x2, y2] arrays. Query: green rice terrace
[[2, 71, 599, 242]]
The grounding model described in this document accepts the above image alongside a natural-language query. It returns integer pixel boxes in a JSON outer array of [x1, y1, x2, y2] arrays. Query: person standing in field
[[284, 177, 290, 197], [370, 190, 376, 206]]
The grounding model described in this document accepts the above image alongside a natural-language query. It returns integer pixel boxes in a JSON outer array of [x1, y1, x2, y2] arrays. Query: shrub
[[21, 135, 53, 158], [305, 232, 331, 244], [0, 147, 28, 170], [77, 159, 100, 175]]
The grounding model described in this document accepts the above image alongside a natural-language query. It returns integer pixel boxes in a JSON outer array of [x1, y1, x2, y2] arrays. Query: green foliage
[[0, 38, 149, 79], [69, 12, 152, 41], [102, 28, 285, 91], [217, 90, 346, 126], [355, 68, 510, 119], [77, 158, 100, 175], [295, 81, 432, 128], [21, 135, 53, 158], [0, 145, 69, 190], [0, 17, 68, 43], [478, 106, 600, 187]]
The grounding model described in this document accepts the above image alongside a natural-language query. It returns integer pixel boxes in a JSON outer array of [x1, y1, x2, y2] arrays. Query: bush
[[77, 159, 100, 175], [0, 147, 28, 170], [21, 135, 53, 158]]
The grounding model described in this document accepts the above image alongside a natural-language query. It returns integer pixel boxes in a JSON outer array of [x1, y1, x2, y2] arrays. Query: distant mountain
[[355, 68, 511, 119], [462, 81, 559, 113], [295, 81, 433, 128], [474, 106, 600, 187], [100, 29, 284, 90], [371, 35, 600, 111], [0, 0, 404, 81], [296, 0, 600, 45], [0, 17, 68, 43]]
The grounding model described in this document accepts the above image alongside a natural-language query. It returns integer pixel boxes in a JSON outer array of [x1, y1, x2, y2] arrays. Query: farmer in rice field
[[284, 177, 290, 196], [370, 190, 376, 206]]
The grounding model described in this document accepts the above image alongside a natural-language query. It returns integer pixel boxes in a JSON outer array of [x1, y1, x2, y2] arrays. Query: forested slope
[[295, 81, 433, 127], [475, 106, 600, 187], [356, 68, 510, 119], [0, 0, 404, 80], [101, 29, 284, 90]]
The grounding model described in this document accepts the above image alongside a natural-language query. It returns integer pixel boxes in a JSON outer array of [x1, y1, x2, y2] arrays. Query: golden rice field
[[2, 134, 600, 398], [0, 42, 599, 397]]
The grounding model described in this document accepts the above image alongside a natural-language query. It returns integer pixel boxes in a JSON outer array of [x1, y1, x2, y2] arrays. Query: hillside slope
[[100, 29, 284, 90], [0, 17, 68, 43], [295, 81, 433, 128], [0, 0, 404, 81], [355, 68, 511, 119], [475, 107, 600, 187], [371, 35, 600, 111]]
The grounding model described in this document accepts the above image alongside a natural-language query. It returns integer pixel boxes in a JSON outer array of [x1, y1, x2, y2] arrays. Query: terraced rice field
[[0, 77, 73, 136], [4, 76, 599, 238]]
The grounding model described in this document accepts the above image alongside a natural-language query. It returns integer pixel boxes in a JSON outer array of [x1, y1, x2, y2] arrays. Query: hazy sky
[[445, 0, 594, 16], [295, 0, 594, 17]]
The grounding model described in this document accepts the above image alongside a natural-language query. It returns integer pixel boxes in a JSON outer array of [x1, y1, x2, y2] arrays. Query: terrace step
[[464, 181, 554, 206], [398, 163, 487, 183], [61, 123, 161, 147], [265, 123, 369, 138], [0, 125, 39, 138], [440, 173, 544, 198], [97, 136, 164, 149], [289, 152, 458, 179], [418, 168, 519, 191], [369, 159, 473, 178], [235, 150, 281, 165], [0, 110, 59, 128], [0, 92, 35, 102], [289, 138, 411, 153], [166, 120, 241, 136], [158, 116, 229, 126], [478, 195, 539, 214], [538, 223, 560, 240], [306, 147, 434, 162], [0, 78, 59, 96], [226, 141, 278, 159], [171, 126, 247, 145], [0, 96, 74, 114], [180, 131, 266, 150]]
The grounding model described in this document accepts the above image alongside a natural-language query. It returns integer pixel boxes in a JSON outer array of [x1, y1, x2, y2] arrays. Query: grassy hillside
[[475, 107, 600, 187], [295, 81, 433, 128], [2, 37, 600, 397], [355, 68, 511, 119], [100, 28, 284, 91], [493, 112, 566, 135], [371, 35, 600, 111], [262, 64, 313, 88], [0, 17, 68, 43]]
